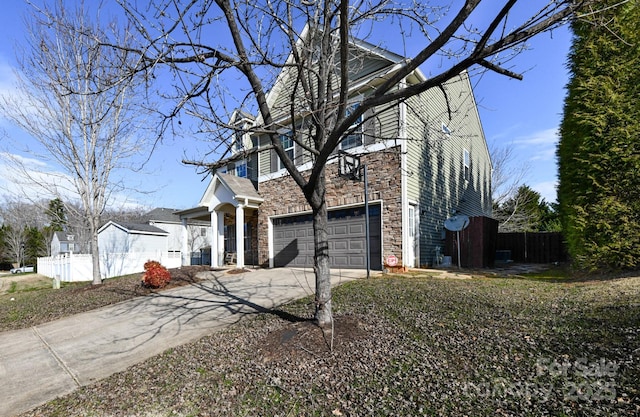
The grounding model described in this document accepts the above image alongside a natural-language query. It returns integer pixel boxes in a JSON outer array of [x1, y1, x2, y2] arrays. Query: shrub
[[141, 260, 171, 289], [143, 260, 163, 271], [0, 261, 14, 271]]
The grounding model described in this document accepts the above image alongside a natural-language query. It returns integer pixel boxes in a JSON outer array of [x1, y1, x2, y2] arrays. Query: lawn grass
[[0, 266, 207, 332], [5, 276, 55, 293], [20, 269, 640, 417]]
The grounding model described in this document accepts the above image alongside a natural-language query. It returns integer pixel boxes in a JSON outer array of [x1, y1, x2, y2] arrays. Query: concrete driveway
[[0, 267, 366, 417]]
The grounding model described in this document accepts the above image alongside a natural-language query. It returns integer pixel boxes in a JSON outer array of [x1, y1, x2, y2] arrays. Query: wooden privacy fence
[[496, 232, 567, 263]]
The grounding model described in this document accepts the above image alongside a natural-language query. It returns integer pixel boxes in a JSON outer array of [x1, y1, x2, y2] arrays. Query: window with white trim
[[341, 104, 363, 150], [233, 129, 244, 153], [279, 132, 295, 170], [463, 148, 470, 181], [235, 160, 247, 178], [442, 122, 451, 137]]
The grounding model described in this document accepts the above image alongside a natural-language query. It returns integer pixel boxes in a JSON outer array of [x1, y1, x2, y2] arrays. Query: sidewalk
[[0, 267, 365, 417]]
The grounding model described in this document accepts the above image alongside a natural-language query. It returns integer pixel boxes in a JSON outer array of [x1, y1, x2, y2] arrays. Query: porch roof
[[216, 173, 262, 202]]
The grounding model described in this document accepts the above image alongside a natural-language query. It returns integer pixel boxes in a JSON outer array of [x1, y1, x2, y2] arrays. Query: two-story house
[[178, 29, 492, 271], [50, 232, 78, 256]]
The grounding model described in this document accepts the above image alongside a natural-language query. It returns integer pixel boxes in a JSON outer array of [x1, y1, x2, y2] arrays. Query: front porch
[[177, 173, 263, 269]]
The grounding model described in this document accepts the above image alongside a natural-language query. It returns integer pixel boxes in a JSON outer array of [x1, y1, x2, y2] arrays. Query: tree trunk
[[311, 174, 332, 327], [90, 223, 102, 285]]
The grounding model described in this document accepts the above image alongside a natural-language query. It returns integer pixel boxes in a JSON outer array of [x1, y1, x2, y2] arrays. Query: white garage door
[[273, 204, 382, 269]]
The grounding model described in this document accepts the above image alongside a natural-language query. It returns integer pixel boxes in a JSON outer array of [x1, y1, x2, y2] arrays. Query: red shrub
[[144, 260, 163, 271], [141, 260, 171, 289]]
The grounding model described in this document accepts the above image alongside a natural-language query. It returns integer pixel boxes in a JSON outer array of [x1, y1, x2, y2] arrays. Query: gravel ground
[[17, 270, 640, 417]]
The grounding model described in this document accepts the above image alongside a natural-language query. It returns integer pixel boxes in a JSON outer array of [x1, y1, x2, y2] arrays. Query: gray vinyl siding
[[405, 71, 492, 264], [346, 54, 392, 84], [257, 100, 400, 178], [258, 135, 272, 177], [270, 51, 395, 123], [373, 103, 400, 142]]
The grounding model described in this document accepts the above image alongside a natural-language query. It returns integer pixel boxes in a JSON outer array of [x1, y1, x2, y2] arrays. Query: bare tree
[[0, 1, 153, 284], [489, 139, 531, 230], [114, 0, 612, 325], [490, 140, 530, 208]]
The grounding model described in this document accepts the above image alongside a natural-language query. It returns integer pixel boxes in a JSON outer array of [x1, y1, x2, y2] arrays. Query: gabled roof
[[218, 173, 262, 200], [53, 231, 74, 242], [198, 173, 263, 210], [98, 220, 168, 236], [143, 207, 181, 223], [258, 24, 412, 126]]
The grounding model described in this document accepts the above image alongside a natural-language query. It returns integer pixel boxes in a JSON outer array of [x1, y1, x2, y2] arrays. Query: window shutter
[[294, 140, 303, 166], [363, 108, 376, 146], [270, 148, 278, 173]]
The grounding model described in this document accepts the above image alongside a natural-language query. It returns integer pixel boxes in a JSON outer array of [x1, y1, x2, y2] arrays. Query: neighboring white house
[[50, 231, 78, 256], [142, 207, 211, 266], [40, 221, 180, 282], [97, 220, 180, 278], [98, 221, 170, 253]]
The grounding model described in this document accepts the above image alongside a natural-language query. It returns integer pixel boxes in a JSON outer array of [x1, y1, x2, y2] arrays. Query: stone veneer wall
[[257, 147, 404, 267]]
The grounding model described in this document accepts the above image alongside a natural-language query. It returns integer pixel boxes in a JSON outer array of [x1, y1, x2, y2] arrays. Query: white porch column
[[181, 218, 189, 266], [235, 204, 245, 268], [210, 210, 221, 267]]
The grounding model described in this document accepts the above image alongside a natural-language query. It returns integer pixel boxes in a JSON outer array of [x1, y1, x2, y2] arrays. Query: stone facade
[[256, 147, 404, 267]]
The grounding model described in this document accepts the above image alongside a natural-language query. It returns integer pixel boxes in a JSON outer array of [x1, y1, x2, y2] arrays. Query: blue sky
[[0, 1, 570, 210]]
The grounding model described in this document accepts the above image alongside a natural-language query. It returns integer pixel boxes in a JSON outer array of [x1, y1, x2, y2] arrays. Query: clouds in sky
[[0, 151, 148, 211], [0, 151, 74, 202], [490, 126, 560, 203]]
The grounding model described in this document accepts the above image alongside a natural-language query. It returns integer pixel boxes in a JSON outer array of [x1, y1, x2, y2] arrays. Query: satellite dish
[[444, 215, 470, 232]]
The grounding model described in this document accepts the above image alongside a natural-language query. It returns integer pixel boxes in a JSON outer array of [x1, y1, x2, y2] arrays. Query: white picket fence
[[37, 252, 182, 282]]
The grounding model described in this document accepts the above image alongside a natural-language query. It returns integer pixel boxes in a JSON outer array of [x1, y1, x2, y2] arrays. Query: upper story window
[[233, 130, 244, 153], [341, 104, 363, 150], [236, 160, 247, 178], [279, 132, 295, 170], [442, 123, 452, 137], [463, 148, 470, 181]]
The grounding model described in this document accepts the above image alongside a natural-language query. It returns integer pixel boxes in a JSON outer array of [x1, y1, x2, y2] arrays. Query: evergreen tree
[[0, 224, 8, 262], [558, 0, 640, 270], [24, 226, 47, 265], [494, 185, 558, 233], [46, 198, 67, 232]]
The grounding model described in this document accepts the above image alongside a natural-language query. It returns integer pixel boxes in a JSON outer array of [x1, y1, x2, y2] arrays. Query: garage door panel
[[349, 224, 364, 235], [332, 256, 349, 267], [332, 241, 348, 250], [350, 240, 364, 250], [332, 225, 348, 235]]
